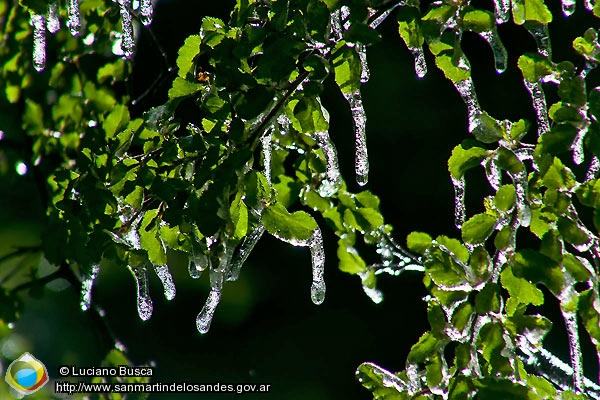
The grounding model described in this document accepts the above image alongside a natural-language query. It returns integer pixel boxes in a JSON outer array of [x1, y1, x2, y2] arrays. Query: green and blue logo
[[5, 352, 49, 395]]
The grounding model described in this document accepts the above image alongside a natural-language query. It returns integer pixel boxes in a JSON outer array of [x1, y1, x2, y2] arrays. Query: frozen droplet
[[139, 0, 153, 26], [129, 266, 153, 321], [309, 229, 326, 305], [527, 24, 552, 59], [313, 131, 341, 197], [196, 285, 222, 334], [343, 90, 369, 186], [511, 170, 531, 227], [561, 0, 576, 16], [47, 3, 60, 34], [228, 224, 265, 281], [454, 78, 481, 132], [523, 79, 550, 137], [479, 29, 508, 73], [153, 264, 176, 300], [261, 130, 273, 185], [118, 0, 134, 58], [80, 264, 100, 311], [572, 127, 586, 165], [494, 0, 510, 23], [31, 14, 46, 72], [410, 47, 427, 78], [451, 176, 466, 229], [15, 161, 28, 176], [67, 0, 80, 36], [356, 43, 370, 83], [587, 156, 600, 181], [484, 157, 501, 191]]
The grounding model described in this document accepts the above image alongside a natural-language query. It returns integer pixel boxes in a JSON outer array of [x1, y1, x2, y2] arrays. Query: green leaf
[[437, 235, 469, 263], [290, 96, 329, 134], [470, 111, 503, 143], [332, 43, 361, 94], [579, 290, 600, 351], [22, 99, 44, 135], [511, 0, 552, 25], [103, 104, 130, 139], [168, 77, 203, 100], [517, 53, 552, 81], [263, 202, 317, 242], [510, 249, 565, 296], [509, 119, 530, 141], [562, 253, 591, 282], [397, 6, 423, 48], [18, 0, 48, 14], [407, 332, 438, 363], [337, 240, 367, 274], [542, 157, 576, 190], [576, 179, 600, 208], [177, 35, 201, 79], [139, 209, 167, 266], [461, 213, 496, 244], [229, 191, 248, 240], [451, 301, 473, 332], [557, 217, 591, 248], [500, 266, 544, 316], [538, 123, 578, 155], [461, 9, 494, 33], [495, 185, 516, 212], [477, 323, 512, 375], [434, 51, 470, 83], [558, 76, 586, 108], [407, 232, 432, 255], [475, 283, 501, 314], [448, 144, 488, 179], [590, 88, 600, 120]]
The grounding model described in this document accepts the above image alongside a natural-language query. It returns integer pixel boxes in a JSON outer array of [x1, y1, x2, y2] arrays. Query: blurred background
[[1, 0, 599, 398]]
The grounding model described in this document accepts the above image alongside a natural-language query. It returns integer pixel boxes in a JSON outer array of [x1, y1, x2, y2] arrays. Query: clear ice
[[47, 3, 60, 34], [261, 130, 273, 184], [583, 0, 595, 11], [493, 0, 510, 23], [512, 170, 531, 227], [196, 270, 224, 334], [31, 14, 46, 72], [479, 29, 508, 73], [343, 90, 369, 186], [587, 157, 600, 181], [313, 131, 342, 197], [139, 0, 154, 26], [572, 128, 586, 165], [118, 0, 135, 58], [67, 0, 80, 36], [561, 0, 576, 16], [523, 79, 550, 137], [228, 224, 265, 282], [80, 264, 100, 311], [410, 48, 427, 79], [562, 308, 584, 392], [454, 78, 482, 132], [451, 176, 466, 229], [484, 156, 502, 191], [356, 43, 370, 83], [153, 264, 176, 300], [129, 266, 153, 321], [527, 24, 552, 59]]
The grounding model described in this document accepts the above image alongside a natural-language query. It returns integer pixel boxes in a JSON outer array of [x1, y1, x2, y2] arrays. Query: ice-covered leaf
[[510, 249, 565, 296], [501, 266, 544, 315], [407, 332, 438, 364], [511, 0, 552, 25], [495, 184, 516, 212], [229, 191, 248, 240], [337, 240, 367, 274], [461, 213, 496, 244], [263, 202, 318, 242], [462, 9, 494, 33], [139, 209, 167, 266], [475, 283, 501, 314], [517, 53, 552, 82], [542, 157, 576, 190], [397, 6, 423, 48], [448, 145, 488, 179], [332, 43, 361, 95], [290, 96, 329, 134], [407, 232, 432, 255]]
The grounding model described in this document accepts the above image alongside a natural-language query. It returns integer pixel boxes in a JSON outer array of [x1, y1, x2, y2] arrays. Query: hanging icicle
[[343, 90, 369, 186], [261, 129, 273, 185], [523, 79, 550, 137], [47, 3, 60, 34], [309, 229, 326, 305], [561, 0, 576, 17], [118, 0, 135, 58], [493, 0, 510, 23], [129, 266, 153, 321], [31, 14, 46, 72], [80, 264, 100, 311], [139, 0, 154, 26], [66, 0, 80, 36], [153, 264, 176, 301], [451, 176, 466, 229], [410, 48, 427, 79], [196, 270, 224, 334], [356, 43, 370, 83], [527, 24, 552, 59], [313, 131, 342, 197], [227, 224, 265, 282], [479, 29, 508, 73], [511, 170, 531, 227], [454, 78, 482, 135]]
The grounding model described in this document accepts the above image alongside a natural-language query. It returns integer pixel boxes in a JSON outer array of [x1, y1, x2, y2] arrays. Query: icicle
[[409, 48, 427, 78], [583, 0, 595, 11], [129, 266, 153, 321], [454, 78, 482, 132], [31, 14, 46, 72], [479, 29, 508, 73], [451, 176, 466, 229], [356, 43, 370, 83], [356, 362, 409, 393], [261, 130, 273, 185], [527, 24, 552, 59], [358, 271, 383, 304], [80, 264, 100, 311], [118, 0, 134, 58], [196, 270, 224, 334], [66, 0, 80, 36], [139, 0, 153, 26], [562, 307, 584, 392], [523, 79, 550, 137], [47, 3, 60, 34], [572, 128, 586, 166], [190, 252, 208, 279], [313, 131, 342, 197], [587, 157, 600, 181], [494, 0, 510, 24], [343, 90, 369, 186], [561, 0, 576, 16], [153, 265, 176, 301], [228, 224, 265, 281], [309, 229, 326, 305], [484, 156, 502, 191], [368, 3, 400, 29], [511, 170, 531, 227]]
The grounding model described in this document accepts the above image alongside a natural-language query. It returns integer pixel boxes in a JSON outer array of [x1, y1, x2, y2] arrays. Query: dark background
[[1, 0, 600, 398]]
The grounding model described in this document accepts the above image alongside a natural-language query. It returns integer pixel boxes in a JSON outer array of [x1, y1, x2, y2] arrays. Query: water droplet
[[47, 3, 60, 34], [153, 264, 176, 300], [15, 162, 28, 176], [80, 264, 100, 311], [31, 14, 46, 72], [583, 0, 595, 11], [139, 0, 153, 26], [129, 266, 153, 321], [67, 0, 80, 36], [118, 0, 134, 58]]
